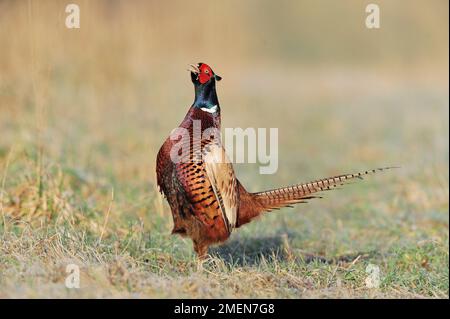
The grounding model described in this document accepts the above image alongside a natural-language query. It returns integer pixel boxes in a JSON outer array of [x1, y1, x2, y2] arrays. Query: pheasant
[[156, 62, 392, 258]]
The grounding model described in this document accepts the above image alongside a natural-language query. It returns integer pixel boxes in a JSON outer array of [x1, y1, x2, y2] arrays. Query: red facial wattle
[[198, 73, 210, 84], [198, 64, 213, 84]]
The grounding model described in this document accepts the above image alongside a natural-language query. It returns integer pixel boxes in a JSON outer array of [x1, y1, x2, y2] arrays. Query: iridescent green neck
[[193, 79, 219, 109]]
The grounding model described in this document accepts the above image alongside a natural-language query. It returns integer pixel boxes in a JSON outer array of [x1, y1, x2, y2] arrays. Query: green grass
[[0, 79, 447, 297]]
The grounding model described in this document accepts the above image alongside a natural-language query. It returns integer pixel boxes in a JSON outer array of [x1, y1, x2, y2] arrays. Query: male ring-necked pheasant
[[156, 62, 391, 258]]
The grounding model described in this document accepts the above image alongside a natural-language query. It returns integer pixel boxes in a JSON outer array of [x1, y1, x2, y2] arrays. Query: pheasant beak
[[187, 64, 200, 74]]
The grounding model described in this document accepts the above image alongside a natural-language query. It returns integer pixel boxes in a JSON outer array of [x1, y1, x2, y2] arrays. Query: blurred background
[[1, 0, 448, 204], [0, 0, 448, 298]]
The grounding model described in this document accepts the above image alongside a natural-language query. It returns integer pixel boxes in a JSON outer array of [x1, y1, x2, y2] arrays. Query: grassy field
[[0, 1, 448, 298]]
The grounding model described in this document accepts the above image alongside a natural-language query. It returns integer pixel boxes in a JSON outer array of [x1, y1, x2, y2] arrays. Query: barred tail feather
[[253, 167, 396, 212]]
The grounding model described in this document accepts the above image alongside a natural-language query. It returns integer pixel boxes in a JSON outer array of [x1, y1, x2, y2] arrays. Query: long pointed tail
[[252, 167, 396, 212]]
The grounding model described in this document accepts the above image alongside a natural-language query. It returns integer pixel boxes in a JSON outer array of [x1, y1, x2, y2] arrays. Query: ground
[[0, 65, 448, 298]]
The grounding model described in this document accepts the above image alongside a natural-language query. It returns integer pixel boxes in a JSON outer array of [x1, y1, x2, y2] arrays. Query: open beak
[[187, 63, 200, 74]]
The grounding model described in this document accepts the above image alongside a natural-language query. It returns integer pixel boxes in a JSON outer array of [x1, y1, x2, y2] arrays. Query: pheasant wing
[[203, 144, 238, 232]]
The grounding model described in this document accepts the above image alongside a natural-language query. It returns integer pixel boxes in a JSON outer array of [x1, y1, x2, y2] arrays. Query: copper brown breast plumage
[[156, 62, 392, 258]]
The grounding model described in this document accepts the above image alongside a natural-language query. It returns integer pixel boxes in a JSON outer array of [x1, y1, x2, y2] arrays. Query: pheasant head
[[188, 63, 222, 111], [188, 62, 222, 85]]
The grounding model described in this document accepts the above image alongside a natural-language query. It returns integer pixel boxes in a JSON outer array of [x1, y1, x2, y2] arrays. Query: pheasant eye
[[204, 69, 209, 74]]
